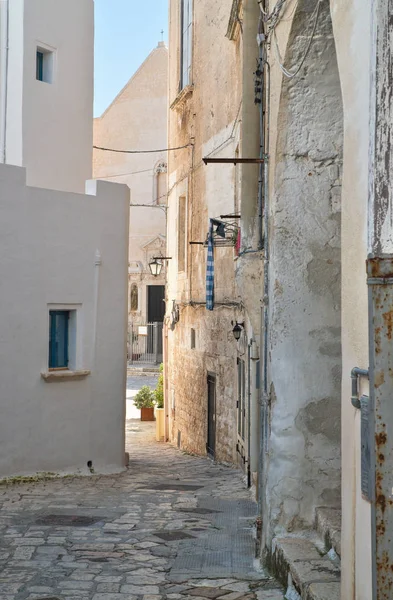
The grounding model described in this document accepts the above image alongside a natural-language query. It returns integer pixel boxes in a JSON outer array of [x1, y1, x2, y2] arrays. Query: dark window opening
[[49, 310, 69, 369]]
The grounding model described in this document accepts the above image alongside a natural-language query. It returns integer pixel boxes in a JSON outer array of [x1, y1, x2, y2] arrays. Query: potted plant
[[154, 364, 165, 441], [133, 385, 156, 421]]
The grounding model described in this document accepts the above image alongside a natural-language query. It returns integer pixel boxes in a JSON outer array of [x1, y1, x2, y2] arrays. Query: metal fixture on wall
[[148, 256, 172, 277], [232, 321, 245, 341]]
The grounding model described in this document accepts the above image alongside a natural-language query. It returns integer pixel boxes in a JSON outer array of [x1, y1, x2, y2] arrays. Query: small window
[[36, 46, 54, 83], [36, 51, 44, 81], [191, 328, 196, 349], [49, 310, 69, 369]]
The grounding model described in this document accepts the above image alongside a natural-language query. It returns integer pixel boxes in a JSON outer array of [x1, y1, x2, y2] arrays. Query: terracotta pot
[[141, 407, 155, 421]]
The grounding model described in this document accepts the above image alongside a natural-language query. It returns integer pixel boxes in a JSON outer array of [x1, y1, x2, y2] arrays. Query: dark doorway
[[147, 285, 165, 323], [207, 373, 216, 458]]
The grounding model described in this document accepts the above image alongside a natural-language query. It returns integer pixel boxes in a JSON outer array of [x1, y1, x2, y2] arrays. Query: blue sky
[[94, 0, 168, 117]]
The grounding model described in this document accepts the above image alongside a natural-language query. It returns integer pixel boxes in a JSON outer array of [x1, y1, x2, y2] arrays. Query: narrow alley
[[0, 375, 284, 600]]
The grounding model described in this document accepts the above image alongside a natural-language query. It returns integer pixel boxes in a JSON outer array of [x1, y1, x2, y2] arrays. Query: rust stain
[[377, 494, 387, 513], [379, 453, 385, 463], [376, 325, 382, 354], [376, 431, 388, 446], [375, 370, 386, 388], [383, 310, 393, 340]]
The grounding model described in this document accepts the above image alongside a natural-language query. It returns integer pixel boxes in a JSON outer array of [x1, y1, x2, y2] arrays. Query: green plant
[[133, 385, 155, 409], [155, 363, 164, 408]]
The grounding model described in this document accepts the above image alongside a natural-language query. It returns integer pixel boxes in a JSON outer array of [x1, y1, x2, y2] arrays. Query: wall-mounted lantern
[[149, 258, 163, 277], [232, 321, 245, 341], [148, 256, 172, 277]]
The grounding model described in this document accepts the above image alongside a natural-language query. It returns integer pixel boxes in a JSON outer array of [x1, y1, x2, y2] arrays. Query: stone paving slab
[[305, 581, 340, 600], [0, 380, 284, 600]]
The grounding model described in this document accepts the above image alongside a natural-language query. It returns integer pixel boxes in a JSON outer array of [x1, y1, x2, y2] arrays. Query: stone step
[[271, 537, 340, 600], [315, 507, 341, 558], [127, 367, 160, 376]]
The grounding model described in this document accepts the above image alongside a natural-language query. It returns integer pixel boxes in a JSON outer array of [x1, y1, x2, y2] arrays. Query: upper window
[[36, 46, 54, 84], [49, 310, 69, 369], [180, 0, 193, 89]]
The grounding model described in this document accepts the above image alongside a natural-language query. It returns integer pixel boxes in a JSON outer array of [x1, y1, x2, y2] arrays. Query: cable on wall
[[272, 0, 322, 79], [93, 143, 191, 154]]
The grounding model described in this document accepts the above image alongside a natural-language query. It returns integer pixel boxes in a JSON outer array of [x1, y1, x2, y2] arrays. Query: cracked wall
[[264, 0, 343, 542]]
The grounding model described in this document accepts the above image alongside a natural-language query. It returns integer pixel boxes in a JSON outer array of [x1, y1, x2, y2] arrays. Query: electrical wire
[[93, 143, 191, 154], [97, 167, 154, 179], [273, 0, 321, 79]]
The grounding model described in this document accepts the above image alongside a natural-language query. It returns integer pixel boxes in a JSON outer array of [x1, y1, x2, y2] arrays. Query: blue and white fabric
[[206, 219, 215, 311]]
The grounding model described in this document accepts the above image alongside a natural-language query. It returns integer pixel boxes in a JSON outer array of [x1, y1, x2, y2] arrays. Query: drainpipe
[[257, 7, 271, 549], [0, 0, 9, 163], [256, 41, 264, 251], [91, 250, 102, 368], [247, 341, 252, 488]]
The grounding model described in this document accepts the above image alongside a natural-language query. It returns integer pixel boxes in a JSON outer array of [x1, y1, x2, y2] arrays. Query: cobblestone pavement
[[0, 407, 284, 600]]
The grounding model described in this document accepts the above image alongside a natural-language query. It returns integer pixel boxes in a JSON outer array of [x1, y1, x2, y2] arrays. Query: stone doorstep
[[305, 581, 341, 600], [315, 507, 341, 558], [271, 537, 340, 599]]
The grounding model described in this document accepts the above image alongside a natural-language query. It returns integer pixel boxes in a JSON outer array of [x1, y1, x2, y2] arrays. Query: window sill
[[41, 370, 91, 383], [170, 84, 194, 111]]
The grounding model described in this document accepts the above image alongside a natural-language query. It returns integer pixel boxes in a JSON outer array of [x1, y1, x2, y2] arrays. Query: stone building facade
[[166, 0, 389, 597], [166, 0, 263, 466], [93, 43, 168, 336]]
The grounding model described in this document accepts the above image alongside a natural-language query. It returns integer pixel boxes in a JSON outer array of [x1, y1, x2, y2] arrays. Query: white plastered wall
[[331, 2, 373, 598], [5, 0, 94, 193], [0, 165, 129, 478]]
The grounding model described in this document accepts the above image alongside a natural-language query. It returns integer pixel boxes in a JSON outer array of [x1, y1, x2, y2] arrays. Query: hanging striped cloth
[[206, 219, 215, 311]]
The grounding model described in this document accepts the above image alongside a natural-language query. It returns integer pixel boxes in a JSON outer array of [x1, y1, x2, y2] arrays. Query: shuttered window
[[180, 0, 193, 89]]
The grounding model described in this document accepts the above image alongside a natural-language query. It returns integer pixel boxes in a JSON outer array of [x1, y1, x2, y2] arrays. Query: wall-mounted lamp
[[232, 321, 245, 341], [148, 256, 172, 277]]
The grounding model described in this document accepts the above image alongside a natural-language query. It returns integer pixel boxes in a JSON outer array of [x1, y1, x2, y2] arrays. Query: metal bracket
[[351, 366, 369, 409]]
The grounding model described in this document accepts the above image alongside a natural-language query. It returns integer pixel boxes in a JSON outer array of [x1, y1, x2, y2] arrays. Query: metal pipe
[[257, 3, 271, 552], [351, 367, 369, 409], [0, 0, 9, 163], [257, 35, 265, 252], [247, 341, 252, 488]]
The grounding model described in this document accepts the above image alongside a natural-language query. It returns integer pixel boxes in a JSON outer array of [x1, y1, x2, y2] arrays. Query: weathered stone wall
[[166, 0, 244, 463], [167, 307, 238, 463], [263, 0, 343, 542]]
